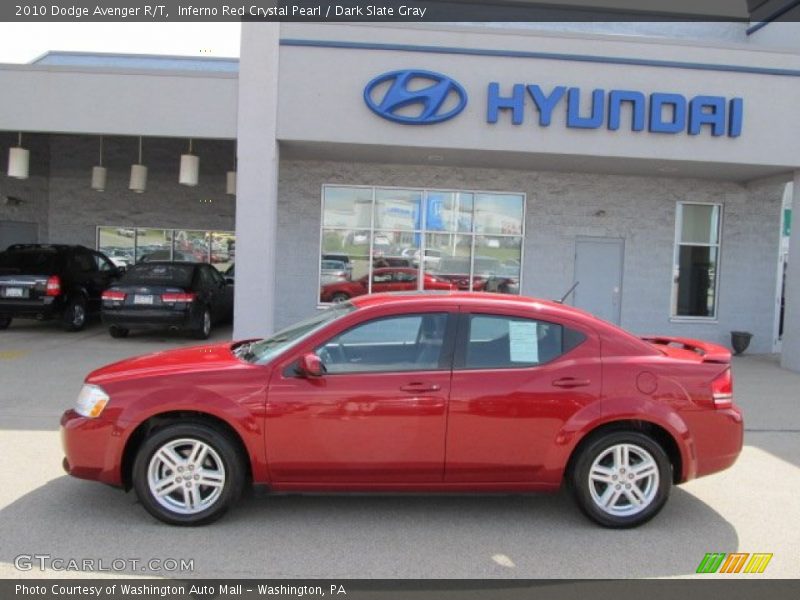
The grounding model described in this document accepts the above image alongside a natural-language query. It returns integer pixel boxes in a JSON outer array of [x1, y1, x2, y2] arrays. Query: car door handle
[[400, 383, 441, 393], [552, 377, 591, 389]]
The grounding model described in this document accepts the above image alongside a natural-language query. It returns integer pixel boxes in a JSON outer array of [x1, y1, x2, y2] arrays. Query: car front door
[[265, 310, 456, 483], [445, 309, 601, 483]]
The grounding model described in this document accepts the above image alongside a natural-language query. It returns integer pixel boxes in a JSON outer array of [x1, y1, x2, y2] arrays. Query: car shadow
[[0, 477, 737, 578]]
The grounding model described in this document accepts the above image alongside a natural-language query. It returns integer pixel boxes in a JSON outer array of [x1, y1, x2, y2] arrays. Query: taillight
[[161, 292, 196, 303], [102, 290, 126, 302], [711, 368, 733, 408], [45, 275, 61, 297]]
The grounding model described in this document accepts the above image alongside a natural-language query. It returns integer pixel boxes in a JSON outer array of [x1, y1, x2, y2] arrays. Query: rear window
[[121, 263, 194, 287], [0, 250, 59, 275]]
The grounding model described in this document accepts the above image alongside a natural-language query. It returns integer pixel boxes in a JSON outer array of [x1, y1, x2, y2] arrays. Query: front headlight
[[75, 384, 110, 418]]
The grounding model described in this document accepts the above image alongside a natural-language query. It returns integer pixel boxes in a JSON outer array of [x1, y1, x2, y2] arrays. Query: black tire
[[132, 422, 245, 526], [191, 305, 212, 340], [0, 315, 11, 330], [109, 326, 129, 338], [570, 430, 671, 528], [330, 292, 350, 303], [62, 296, 88, 332]]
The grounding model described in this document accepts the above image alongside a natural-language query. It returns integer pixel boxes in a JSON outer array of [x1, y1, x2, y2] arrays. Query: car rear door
[[445, 306, 601, 483], [265, 309, 457, 483]]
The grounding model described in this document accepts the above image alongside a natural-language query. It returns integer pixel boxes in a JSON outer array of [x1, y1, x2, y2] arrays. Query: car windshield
[[0, 250, 59, 275], [241, 302, 356, 365], [121, 263, 194, 287]]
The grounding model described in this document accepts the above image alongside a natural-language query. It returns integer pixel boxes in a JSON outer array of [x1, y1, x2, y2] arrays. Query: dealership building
[[1, 20, 799, 369]]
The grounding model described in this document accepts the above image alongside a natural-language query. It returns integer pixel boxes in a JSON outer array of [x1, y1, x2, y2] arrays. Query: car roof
[[350, 291, 588, 319]]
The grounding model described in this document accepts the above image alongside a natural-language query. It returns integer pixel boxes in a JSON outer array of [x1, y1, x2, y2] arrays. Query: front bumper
[[60, 410, 124, 487]]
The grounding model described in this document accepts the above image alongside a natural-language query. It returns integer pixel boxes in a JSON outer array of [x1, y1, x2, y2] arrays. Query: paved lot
[[0, 318, 798, 579]]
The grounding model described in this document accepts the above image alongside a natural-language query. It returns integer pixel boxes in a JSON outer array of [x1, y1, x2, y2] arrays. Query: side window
[[198, 266, 215, 288], [72, 251, 96, 273], [317, 313, 449, 373], [395, 271, 416, 283], [463, 314, 585, 369], [207, 266, 224, 286], [94, 252, 115, 272], [373, 272, 393, 284]]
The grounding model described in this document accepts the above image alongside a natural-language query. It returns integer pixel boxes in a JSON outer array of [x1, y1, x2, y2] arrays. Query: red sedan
[[319, 267, 454, 303], [61, 293, 742, 527]]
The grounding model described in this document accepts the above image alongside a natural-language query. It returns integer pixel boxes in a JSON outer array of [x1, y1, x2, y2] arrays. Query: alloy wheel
[[587, 443, 660, 517], [147, 438, 226, 515]]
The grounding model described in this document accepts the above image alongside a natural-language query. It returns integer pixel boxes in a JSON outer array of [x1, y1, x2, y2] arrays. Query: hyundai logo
[[363, 70, 468, 125]]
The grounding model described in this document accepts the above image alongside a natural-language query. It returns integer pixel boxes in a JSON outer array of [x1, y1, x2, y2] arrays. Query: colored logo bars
[[696, 552, 773, 574]]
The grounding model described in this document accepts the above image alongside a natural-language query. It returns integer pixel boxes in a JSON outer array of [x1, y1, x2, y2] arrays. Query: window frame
[[670, 202, 723, 322], [312, 311, 458, 375], [318, 185, 527, 306]]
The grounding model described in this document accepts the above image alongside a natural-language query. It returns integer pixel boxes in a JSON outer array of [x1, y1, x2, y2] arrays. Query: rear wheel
[[0, 315, 11, 330], [132, 422, 245, 526], [109, 326, 129, 338], [330, 292, 349, 303], [62, 297, 88, 332], [191, 306, 212, 340], [570, 431, 671, 528]]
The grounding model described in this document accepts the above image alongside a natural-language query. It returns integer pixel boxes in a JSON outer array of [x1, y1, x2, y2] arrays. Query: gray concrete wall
[[781, 172, 800, 371], [276, 159, 783, 353], [46, 135, 235, 247], [0, 132, 50, 245], [0, 65, 238, 139]]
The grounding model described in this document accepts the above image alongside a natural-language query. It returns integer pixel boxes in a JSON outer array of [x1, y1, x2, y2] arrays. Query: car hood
[[86, 341, 248, 385]]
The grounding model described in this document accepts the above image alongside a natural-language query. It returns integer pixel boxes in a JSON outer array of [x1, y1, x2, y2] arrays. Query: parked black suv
[[0, 244, 122, 331]]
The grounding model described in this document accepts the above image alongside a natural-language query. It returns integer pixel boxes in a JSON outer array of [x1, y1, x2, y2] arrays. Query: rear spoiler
[[641, 336, 731, 364]]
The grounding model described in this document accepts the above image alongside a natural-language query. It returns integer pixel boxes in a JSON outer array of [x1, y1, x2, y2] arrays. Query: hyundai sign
[[364, 70, 743, 137], [363, 69, 468, 125]]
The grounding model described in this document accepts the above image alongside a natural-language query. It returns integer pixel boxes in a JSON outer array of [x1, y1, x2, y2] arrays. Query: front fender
[[108, 381, 268, 484]]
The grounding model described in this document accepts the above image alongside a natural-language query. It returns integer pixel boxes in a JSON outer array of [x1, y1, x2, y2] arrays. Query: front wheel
[[132, 423, 245, 526], [0, 315, 11, 330], [330, 292, 349, 303], [570, 431, 671, 528]]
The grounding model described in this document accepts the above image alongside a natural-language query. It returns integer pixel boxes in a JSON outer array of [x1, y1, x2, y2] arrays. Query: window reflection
[[320, 186, 525, 303], [97, 227, 234, 272]]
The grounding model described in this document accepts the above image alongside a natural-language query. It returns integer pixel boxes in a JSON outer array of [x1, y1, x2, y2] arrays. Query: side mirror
[[299, 352, 324, 377]]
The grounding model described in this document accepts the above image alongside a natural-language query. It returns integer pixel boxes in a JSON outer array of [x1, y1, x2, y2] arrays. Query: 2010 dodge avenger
[[61, 292, 742, 527]]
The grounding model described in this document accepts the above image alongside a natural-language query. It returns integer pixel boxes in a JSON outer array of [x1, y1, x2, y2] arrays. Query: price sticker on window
[[508, 321, 539, 363]]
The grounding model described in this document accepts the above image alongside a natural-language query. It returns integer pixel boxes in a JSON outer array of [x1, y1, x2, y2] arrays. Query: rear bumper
[[0, 297, 63, 318], [102, 308, 192, 330], [684, 403, 744, 481], [60, 410, 123, 487]]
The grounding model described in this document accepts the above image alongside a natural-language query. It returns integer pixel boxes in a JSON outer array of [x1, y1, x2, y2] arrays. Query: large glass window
[[319, 186, 525, 303], [671, 203, 722, 319], [97, 226, 234, 273]]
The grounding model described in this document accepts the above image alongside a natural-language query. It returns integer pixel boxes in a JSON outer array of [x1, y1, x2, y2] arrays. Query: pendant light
[[7, 132, 30, 179], [90, 136, 107, 192], [179, 138, 199, 186], [129, 136, 147, 193], [226, 141, 236, 196]]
